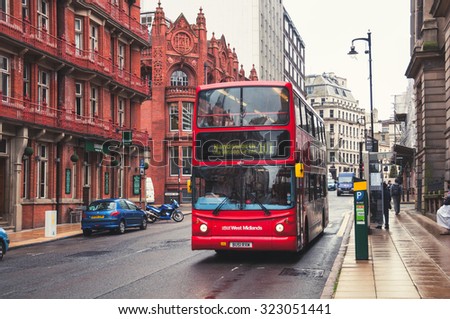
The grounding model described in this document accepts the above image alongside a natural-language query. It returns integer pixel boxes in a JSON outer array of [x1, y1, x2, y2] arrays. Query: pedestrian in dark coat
[[383, 182, 392, 229], [390, 178, 402, 215]]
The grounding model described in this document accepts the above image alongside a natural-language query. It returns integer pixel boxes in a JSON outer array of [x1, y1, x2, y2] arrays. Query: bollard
[[45, 210, 57, 237]]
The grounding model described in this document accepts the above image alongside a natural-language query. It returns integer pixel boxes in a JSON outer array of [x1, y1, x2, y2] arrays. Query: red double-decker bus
[[190, 81, 328, 252]]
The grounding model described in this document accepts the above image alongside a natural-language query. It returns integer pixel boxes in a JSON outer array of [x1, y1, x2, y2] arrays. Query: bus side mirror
[[295, 163, 304, 178], [187, 179, 192, 193]]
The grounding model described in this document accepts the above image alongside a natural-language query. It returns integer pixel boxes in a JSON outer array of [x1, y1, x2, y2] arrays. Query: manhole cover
[[68, 251, 111, 257], [279, 268, 324, 277]]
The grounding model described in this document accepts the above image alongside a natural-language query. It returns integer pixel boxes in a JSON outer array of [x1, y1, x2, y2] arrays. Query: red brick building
[[0, 0, 149, 230], [141, 4, 257, 204]]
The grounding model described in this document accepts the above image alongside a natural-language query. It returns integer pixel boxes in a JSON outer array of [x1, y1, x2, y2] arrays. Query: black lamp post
[[178, 166, 181, 204], [348, 31, 375, 153], [358, 116, 366, 179]]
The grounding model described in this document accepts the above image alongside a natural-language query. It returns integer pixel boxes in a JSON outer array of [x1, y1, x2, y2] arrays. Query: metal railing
[[79, 0, 149, 42], [0, 12, 149, 96], [0, 95, 149, 145]]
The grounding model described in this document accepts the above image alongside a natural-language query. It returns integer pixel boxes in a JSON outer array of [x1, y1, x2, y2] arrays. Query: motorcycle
[[145, 198, 184, 223]]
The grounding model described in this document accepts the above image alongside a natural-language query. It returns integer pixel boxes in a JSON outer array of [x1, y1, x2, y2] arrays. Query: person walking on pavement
[[376, 182, 392, 229], [383, 182, 392, 229], [390, 177, 402, 215], [437, 196, 450, 235]]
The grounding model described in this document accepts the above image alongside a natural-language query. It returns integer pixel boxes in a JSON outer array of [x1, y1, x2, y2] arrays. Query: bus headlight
[[275, 223, 284, 233], [200, 224, 208, 232]]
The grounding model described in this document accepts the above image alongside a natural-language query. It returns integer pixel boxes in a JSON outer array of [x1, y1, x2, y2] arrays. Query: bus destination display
[[196, 130, 290, 161]]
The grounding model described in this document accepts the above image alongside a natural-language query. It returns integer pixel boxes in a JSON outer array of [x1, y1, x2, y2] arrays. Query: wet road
[[0, 195, 353, 298]]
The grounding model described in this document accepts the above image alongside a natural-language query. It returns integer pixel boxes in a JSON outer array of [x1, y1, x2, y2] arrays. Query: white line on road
[[337, 211, 351, 237]]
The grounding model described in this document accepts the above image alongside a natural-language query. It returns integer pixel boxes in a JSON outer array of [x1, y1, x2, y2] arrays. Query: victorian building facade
[[305, 73, 366, 179], [406, 0, 448, 211], [142, 0, 304, 94], [140, 4, 255, 204], [0, 0, 150, 230]]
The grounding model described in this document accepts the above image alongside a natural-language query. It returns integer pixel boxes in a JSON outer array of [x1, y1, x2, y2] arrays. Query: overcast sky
[[141, 0, 411, 120]]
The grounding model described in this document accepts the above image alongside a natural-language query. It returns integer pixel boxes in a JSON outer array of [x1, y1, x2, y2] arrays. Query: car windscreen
[[88, 201, 116, 211]]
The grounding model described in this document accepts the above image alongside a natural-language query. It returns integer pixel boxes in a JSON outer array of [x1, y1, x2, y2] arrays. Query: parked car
[[0, 227, 10, 261], [328, 179, 336, 191], [81, 198, 147, 236]]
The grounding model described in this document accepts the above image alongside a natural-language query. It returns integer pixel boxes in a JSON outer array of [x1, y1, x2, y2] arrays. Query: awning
[[393, 144, 415, 166]]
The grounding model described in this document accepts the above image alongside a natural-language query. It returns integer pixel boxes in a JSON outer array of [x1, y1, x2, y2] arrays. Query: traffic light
[[187, 179, 192, 193]]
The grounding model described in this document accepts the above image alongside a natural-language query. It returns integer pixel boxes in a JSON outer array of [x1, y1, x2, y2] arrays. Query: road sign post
[[354, 180, 369, 260]]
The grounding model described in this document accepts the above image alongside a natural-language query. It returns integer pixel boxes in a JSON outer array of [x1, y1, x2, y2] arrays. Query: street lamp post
[[358, 116, 366, 179], [348, 31, 375, 153], [178, 166, 181, 204]]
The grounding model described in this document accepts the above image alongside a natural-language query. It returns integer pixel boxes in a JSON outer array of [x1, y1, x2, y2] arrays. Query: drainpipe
[[54, 133, 64, 223], [56, 142, 61, 223]]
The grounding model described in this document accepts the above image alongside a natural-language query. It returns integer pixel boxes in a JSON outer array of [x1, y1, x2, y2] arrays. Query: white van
[[145, 177, 155, 204]]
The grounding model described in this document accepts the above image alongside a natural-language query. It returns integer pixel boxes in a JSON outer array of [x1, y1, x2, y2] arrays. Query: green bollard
[[354, 180, 368, 260]]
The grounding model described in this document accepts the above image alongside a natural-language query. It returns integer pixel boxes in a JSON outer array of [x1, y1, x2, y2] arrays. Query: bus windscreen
[[197, 86, 289, 127], [192, 166, 294, 211]]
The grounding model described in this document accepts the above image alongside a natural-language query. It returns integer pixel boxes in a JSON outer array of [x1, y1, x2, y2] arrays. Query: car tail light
[[110, 211, 120, 217]]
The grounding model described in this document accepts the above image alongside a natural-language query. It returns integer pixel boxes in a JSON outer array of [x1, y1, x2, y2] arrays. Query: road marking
[[337, 211, 351, 237]]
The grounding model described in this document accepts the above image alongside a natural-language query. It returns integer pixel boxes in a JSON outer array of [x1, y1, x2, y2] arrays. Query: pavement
[[322, 202, 450, 299], [4, 203, 450, 299]]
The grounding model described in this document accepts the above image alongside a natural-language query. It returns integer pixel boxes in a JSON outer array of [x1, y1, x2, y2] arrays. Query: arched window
[[171, 70, 188, 86]]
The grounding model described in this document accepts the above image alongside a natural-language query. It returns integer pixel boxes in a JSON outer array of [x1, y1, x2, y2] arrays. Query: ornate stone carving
[[171, 31, 193, 55], [153, 47, 164, 86], [220, 52, 227, 68]]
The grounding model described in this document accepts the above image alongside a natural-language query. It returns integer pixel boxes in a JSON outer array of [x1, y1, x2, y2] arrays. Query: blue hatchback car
[[0, 227, 10, 261], [81, 198, 147, 236]]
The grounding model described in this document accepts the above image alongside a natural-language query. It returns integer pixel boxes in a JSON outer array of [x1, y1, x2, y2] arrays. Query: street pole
[[178, 167, 181, 204], [348, 30, 375, 152], [367, 31, 375, 153], [349, 31, 376, 233], [359, 141, 363, 179], [358, 116, 366, 179]]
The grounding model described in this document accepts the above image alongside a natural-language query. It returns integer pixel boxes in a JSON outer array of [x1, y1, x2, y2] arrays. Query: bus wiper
[[249, 193, 271, 216], [212, 195, 230, 216]]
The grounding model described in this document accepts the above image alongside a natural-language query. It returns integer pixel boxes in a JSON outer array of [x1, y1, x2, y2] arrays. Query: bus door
[[295, 163, 305, 248]]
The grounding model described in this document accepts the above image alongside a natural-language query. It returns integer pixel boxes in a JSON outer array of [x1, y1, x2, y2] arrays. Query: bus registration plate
[[230, 242, 252, 248]]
